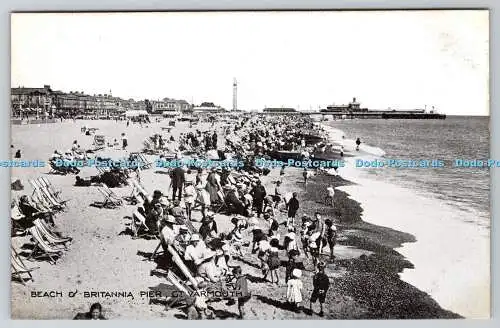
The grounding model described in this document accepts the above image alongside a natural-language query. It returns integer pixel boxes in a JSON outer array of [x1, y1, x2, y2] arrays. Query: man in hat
[[287, 192, 300, 227], [146, 201, 163, 233], [250, 180, 266, 218], [170, 164, 185, 202], [173, 225, 191, 255], [196, 249, 221, 283], [309, 262, 330, 317]]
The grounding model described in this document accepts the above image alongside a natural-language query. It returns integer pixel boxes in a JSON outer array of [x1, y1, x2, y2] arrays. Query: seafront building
[[10, 84, 193, 118]]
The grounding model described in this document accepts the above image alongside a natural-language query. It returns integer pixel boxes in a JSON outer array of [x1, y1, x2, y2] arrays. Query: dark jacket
[[251, 185, 267, 200], [313, 272, 330, 291], [170, 167, 185, 186], [288, 197, 300, 214]]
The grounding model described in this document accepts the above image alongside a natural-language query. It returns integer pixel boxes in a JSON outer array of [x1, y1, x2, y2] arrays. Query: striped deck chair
[[30, 194, 54, 214], [11, 246, 39, 285], [29, 179, 63, 210], [26, 227, 63, 265], [129, 179, 149, 199], [97, 184, 123, 208], [33, 219, 72, 249], [131, 210, 157, 239]]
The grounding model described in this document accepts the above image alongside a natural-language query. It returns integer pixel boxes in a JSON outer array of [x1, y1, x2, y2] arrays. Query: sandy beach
[[10, 118, 461, 319]]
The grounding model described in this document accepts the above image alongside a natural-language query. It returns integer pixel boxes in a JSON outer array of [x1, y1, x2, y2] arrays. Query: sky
[[11, 10, 489, 115]]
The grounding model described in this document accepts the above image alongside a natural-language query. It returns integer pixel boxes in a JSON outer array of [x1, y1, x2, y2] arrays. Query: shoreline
[[279, 166, 461, 319], [319, 122, 489, 318]]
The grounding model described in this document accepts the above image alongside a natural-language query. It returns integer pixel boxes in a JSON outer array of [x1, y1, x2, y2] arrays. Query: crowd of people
[[124, 115, 341, 318]]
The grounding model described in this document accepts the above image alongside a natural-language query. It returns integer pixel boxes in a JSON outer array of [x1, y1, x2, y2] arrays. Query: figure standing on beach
[[232, 266, 251, 319], [250, 180, 267, 218], [309, 262, 330, 317], [184, 180, 196, 221], [325, 219, 337, 261], [287, 192, 300, 227], [325, 185, 335, 207], [287, 269, 303, 312], [170, 165, 185, 201], [303, 168, 308, 187], [355, 137, 361, 151], [121, 133, 128, 150]]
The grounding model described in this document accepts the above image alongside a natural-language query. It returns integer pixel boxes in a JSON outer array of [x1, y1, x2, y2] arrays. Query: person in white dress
[[287, 269, 303, 311]]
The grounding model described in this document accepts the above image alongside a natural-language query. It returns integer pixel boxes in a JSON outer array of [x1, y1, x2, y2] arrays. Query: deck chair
[[39, 177, 69, 205], [96, 187, 122, 209], [11, 246, 39, 285], [26, 227, 63, 265], [29, 179, 63, 210], [33, 219, 72, 248], [212, 190, 229, 214], [48, 160, 69, 175], [131, 210, 157, 239], [93, 135, 106, 151], [128, 179, 151, 201], [39, 177, 61, 197], [134, 153, 154, 169]]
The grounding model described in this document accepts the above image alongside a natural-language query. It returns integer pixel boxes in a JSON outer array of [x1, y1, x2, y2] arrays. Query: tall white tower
[[232, 78, 237, 111]]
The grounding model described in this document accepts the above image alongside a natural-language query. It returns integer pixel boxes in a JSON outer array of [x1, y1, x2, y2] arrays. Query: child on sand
[[309, 262, 330, 317], [303, 168, 308, 186], [233, 266, 251, 319], [268, 239, 281, 285], [285, 249, 299, 283], [287, 269, 303, 312]]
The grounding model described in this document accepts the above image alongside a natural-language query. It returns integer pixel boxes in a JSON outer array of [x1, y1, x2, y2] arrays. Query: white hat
[[292, 269, 302, 278], [190, 234, 201, 242], [195, 249, 216, 265]]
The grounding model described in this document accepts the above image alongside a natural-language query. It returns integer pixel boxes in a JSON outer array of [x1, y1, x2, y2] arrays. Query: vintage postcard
[[10, 10, 489, 319]]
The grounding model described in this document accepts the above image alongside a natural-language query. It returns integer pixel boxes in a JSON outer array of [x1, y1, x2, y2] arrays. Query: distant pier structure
[[232, 78, 237, 111]]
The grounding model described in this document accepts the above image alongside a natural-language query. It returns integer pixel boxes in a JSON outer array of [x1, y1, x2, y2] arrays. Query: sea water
[[324, 117, 490, 318]]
